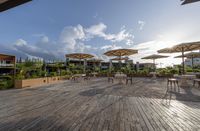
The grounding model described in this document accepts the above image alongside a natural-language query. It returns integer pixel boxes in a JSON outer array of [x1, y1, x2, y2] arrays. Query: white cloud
[[10, 22, 135, 60], [138, 20, 145, 30], [40, 36, 49, 43], [86, 23, 106, 37], [15, 39, 27, 46], [14, 39, 56, 60], [130, 40, 182, 67], [86, 23, 134, 45], [100, 44, 122, 51], [60, 24, 86, 51]]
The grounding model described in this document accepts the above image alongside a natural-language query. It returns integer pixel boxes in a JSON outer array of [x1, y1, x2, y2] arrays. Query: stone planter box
[[15, 76, 64, 88]]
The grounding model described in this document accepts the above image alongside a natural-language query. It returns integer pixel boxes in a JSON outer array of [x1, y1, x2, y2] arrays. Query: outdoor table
[[150, 72, 157, 78], [72, 74, 86, 81], [177, 75, 196, 87], [115, 73, 127, 84], [91, 72, 98, 77]]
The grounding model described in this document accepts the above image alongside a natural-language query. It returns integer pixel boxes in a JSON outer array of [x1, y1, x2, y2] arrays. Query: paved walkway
[[0, 78, 200, 131]]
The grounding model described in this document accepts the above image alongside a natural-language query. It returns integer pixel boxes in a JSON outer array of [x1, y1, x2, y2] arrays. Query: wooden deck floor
[[0, 78, 200, 131]]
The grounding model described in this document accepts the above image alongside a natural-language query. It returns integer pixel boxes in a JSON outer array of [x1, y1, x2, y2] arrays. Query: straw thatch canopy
[[142, 54, 169, 60], [65, 53, 94, 59], [104, 49, 138, 57], [0, 0, 31, 12], [141, 54, 168, 70], [174, 52, 200, 58], [88, 58, 103, 62], [181, 0, 200, 5], [111, 57, 129, 61], [157, 42, 200, 53], [158, 41, 200, 74]]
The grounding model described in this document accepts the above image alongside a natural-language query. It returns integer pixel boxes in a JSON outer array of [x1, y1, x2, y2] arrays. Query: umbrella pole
[[119, 56, 122, 74], [153, 59, 156, 72], [182, 47, 185, 75], [192, 57, 194, 71]]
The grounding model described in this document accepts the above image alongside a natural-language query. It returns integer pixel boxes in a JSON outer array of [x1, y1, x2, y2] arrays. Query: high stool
[[108, 77, 114, 83], [167, 78, 179, 92], [193, 79, 200, 88], [126, 77, 133, 85]]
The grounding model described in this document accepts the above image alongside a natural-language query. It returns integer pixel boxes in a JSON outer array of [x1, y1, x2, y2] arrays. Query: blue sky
[[0, 0, 200, 66]]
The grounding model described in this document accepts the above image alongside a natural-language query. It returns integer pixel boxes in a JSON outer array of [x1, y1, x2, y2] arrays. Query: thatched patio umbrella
[[111, 57, 129, 61], [65, 53, 94, 73], [175, 52, 200, 69], [104, 49, 138, 73], [158, 42, 200, 74], [104, 49, 138, 57], [141, 54, 169, 71]]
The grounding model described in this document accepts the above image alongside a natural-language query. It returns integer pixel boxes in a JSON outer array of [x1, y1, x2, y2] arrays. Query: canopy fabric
[[104, 49, 138, 57], [157, 42, 200, 53], [111, 57, 129, 61], [65, 53, 94, 59], [87, 59, 103, 62], [181, 0, 200, 5], [174, 52, 200, 58], [0, 0, 31, 12], [141, 54, 169, 60]]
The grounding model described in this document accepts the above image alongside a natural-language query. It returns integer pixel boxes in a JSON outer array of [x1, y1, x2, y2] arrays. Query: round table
[[115, 73, 127, 84], [177, 75, 196, 87], [150, 72, 157, 78]]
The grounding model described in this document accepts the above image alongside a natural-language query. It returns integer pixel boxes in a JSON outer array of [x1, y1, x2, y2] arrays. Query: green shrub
[[193, 69, 200, 72], [61, 70, 67, 76], [0, 79, 13, 90], [137, 70, 148, 76], [50, 72, 57, 77], [65, 70, 72, 75]]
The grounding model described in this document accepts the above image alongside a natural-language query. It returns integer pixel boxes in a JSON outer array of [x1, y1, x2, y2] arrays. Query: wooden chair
[[126, 74, 133, 85], [193, 79, 200, 88], [108, 74, 114, 83], [71, 76, 79, 82], [83, 73, 91, 81]]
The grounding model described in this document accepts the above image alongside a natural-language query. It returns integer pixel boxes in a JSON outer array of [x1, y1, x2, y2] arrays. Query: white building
[[185, 58, 200, 67]]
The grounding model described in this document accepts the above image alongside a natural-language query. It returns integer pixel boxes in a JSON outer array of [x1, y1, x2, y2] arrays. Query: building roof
[[0, 0, 31, 12], [0, 53, 15, 61]]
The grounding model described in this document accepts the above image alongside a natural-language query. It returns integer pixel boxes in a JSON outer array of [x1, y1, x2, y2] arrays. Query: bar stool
[[108, 74, 114, 83], [167, 78, 179, 91], [193, 79, 200, 88]]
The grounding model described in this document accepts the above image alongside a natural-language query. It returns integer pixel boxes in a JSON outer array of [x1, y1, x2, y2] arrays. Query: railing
[[0, 64, 14, 67]]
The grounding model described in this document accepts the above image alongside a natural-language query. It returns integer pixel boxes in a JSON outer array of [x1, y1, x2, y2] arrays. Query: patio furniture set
[[107, 73, 133, 85], [167, 73, 200, 91]]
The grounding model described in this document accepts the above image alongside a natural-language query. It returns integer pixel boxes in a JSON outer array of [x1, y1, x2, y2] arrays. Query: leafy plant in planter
[[137, 70, 148, 77], [50, 72, 57, 77], [0, 76, 13, 89]]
